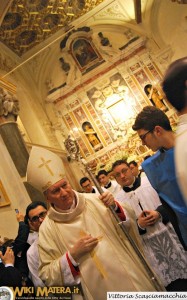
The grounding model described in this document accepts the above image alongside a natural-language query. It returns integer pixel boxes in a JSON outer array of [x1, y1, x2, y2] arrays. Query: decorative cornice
[[46, 37, 146, 104]]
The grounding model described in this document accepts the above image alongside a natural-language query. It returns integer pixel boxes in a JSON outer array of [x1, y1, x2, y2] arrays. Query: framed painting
[[0, 180, 11, 207], [70, 37, 104, 73]]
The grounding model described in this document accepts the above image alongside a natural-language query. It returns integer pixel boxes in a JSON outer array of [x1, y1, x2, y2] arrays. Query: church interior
[[0, 0, 187, 239]]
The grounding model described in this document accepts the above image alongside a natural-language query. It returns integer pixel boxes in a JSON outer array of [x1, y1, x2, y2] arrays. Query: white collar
[[54, 198, 76, 213], [126, 177, 136, 188]]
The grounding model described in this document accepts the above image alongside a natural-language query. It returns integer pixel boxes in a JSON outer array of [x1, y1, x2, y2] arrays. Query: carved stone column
[[0, 85, 29, 177], [0, 80, 45, 203], [0, 120, 29, 177]]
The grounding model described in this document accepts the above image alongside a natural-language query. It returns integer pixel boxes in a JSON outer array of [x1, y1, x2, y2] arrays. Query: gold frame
[[0, 180, 11, 207]]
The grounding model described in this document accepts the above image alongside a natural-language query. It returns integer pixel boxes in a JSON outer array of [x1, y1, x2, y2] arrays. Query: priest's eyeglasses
[[139, 129, 153, 141], [30, 211, 47, 223], [114, 168, 129, 178]]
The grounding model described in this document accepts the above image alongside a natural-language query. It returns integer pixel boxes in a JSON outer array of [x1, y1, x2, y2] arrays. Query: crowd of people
[[0, 57, 187, 299]]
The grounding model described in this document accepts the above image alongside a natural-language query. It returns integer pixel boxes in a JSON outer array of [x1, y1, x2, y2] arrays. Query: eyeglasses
[[30, 211, 47, 223], [139, 129, 153, 141], [114, 168, 129, 178]]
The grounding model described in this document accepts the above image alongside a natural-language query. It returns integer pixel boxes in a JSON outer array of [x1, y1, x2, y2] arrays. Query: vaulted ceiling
[[0, 0, 142, 57], [0, 0, 106, 56]]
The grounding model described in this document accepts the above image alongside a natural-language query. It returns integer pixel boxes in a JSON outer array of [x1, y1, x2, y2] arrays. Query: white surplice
[[104, 180, 122, 197], [116, 176, 187, 287], [27, 236, 45, 287]]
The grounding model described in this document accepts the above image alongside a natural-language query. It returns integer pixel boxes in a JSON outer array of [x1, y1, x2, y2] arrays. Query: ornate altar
[[46, 27, 178, 173]]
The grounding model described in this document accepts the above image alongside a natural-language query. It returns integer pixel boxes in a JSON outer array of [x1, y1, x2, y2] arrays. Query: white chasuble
[[38, 191, 162, 300]]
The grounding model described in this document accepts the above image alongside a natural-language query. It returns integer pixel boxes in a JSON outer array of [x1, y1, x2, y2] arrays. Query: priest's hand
[[99, 191, 115, 207], [138, 210, 160, 228], [69, 235, 99, 262]]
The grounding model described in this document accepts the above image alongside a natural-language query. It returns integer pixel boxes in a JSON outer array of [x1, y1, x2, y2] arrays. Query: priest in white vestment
[[97, 169, 121, 197], [79, 176, 107, 194], [113, 159, 187, 290], [27, 238, 45, 287], [26, 146, 164, 300]]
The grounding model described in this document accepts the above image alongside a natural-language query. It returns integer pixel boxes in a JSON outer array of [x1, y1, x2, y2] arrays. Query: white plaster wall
[[0, 136, 31, 239], [148, 0, 187, 60], [0, 40, 61, 150]]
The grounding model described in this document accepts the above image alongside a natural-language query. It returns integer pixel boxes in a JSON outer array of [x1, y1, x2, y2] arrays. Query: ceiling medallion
[[43, 14, 60, 28], [25, 0, 49, 11], [1, 13, 22, 30], [15, 30, 37, 46]]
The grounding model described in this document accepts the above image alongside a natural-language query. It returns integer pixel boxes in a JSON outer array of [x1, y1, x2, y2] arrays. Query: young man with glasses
[[132, 106, 187, 250], [26, 201, 47, 287]]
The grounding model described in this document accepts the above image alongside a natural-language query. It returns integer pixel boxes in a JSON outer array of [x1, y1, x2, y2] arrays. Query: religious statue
[[98, 32, 110, 47], [144, 84, 168, 112], [59, 57, 70, 74], [0, 88, 19, 120], [82, 121, 103, 151]]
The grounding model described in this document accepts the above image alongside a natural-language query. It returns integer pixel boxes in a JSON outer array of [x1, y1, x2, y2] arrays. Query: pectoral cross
[[38, 157, 54, 176]]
